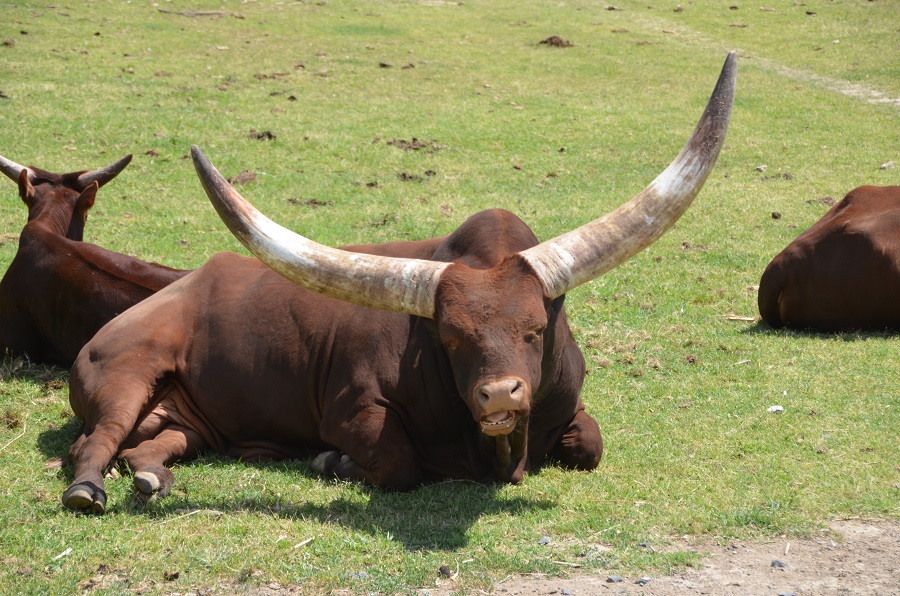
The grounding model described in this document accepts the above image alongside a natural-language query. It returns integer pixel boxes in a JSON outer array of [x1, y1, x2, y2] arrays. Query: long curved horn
[[520, 51, 736, 299], [0, 154, 29, 183], [191, 146, 448, 318], [75, 154, 133, 189]]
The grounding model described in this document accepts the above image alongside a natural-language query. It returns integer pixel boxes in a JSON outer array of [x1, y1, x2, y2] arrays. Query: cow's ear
[[17, 169, 35, 205], [76, 182, 99, 211]]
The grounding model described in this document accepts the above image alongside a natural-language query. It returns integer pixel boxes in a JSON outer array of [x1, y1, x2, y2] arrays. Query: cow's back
[[1, 224, 188, 366], [758, 186, 900, 331]]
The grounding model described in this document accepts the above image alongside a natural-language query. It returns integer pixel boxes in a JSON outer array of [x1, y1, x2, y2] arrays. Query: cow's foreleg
[[119, 424, 207, 500], [549, 409, 603, 470]]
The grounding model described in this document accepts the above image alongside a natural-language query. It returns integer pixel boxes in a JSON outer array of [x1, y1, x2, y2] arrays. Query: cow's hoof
[[133, 471, 160, 495], [133, 467, 174, 498], [311, 451, 342, 475], [62, 482, 107, 514]]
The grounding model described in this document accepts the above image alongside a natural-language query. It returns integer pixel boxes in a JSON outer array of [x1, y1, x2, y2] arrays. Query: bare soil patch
[[479, 520, 900, 596]]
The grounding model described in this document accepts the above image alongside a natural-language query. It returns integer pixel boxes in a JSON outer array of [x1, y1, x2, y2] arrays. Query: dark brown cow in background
[[0, 154, 190, 367], [759, 185, 900, 331], [61, 53, 735, 514]]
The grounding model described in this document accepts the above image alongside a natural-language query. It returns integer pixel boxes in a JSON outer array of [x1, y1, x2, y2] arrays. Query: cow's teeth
[[482, 412, 513, 426]]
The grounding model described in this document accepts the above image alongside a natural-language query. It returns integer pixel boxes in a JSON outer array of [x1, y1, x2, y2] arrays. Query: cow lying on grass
[[62, 53, 735, 514], [0, 154, 189, 367], [759, 185, 900, 331]]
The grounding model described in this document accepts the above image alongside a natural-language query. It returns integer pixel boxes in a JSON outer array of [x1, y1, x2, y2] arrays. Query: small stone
[[606, 575, 624, 583], [881, 161, 894, 170], [538, 536, 551, 545], [771, 559, 786, 568], [767, 405, 784, 414], [756, 165, 768, 172], [561, 589, 572, 595], [636, 576, 652, 586], [439, 565, 452, 577], [344, 571, 370, 580]]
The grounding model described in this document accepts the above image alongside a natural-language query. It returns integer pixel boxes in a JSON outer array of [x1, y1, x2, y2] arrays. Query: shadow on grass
[[741, 320, 898, 341], [158, 457, 555, 551], [239, 478, 554, 551], [36, 416, 82, 459], [40, 443, 556, 551]]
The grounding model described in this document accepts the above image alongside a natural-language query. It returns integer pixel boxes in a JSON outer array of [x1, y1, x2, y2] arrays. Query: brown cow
[[0, 154, 190, 367], [759, 185, 900, 331], [62, 53, 735, 514]]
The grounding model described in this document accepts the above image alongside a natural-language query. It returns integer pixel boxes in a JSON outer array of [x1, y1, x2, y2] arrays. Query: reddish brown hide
[[759, 186, 900, 332], [0, 154, 189, 366], [61, 53, 735, 514]]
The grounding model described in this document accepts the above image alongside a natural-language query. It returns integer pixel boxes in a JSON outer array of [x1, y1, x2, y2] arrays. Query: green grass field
[[0, 0, 897, 593]]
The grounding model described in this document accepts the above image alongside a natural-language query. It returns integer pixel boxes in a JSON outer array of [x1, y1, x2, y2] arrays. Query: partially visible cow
[[0, 154, 190, 367], [759, 185, 900, 331], [61, 53, 735, 514]]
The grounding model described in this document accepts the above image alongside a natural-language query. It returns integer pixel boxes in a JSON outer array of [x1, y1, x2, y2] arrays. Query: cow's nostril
[[479, 377, 527, 404]]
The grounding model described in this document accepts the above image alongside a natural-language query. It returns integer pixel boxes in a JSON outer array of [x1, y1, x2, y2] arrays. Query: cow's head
[[0, 153, 132, 240], [193, 52, 736, 476], [432, 255, 550, 437]]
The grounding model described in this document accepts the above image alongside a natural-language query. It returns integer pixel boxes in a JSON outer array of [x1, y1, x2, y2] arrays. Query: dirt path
[[478, 520, 899, 596]]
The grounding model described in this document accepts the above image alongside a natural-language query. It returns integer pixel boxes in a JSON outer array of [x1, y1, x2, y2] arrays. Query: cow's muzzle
[[475, 377, 528, 436]]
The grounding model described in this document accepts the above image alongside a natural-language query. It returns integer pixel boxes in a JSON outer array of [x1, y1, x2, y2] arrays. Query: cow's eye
[[524, 327, 545, 344]]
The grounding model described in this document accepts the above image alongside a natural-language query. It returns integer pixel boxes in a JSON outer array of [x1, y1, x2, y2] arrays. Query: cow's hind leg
[[549, 410, 603, 471], [63, 430, 109, 514], [119, 425, 207, 500], [64, 403, 146, 514], [64, 372, 164, 514]]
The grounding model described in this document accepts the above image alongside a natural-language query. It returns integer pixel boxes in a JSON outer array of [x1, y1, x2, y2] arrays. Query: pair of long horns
[[194, 52, 736, 319], [0, 154, 133, 190]]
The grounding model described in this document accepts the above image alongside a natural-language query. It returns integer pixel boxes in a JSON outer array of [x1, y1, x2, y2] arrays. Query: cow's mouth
[[480, 410, 516, 435]]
